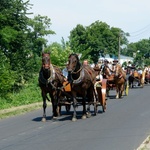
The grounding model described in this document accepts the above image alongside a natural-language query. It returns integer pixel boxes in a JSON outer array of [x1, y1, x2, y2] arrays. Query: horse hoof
[[42, 117, 46, 122], [53, 116, 58, 120], [82, 115, 87, 119], [86, 112, 92, 118], [72, 117, 77, 122]]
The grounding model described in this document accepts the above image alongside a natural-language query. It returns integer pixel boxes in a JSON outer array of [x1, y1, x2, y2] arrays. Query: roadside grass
[[0, 75, 45, 119], [137, 136, 150, 150], [0, 102, 43, 119]]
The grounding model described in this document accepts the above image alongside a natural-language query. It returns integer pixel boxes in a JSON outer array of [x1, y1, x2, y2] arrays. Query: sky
[[28, 0, 150, 44]]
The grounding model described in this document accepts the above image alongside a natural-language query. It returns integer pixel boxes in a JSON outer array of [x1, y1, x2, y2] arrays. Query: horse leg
[[72, 97, 77, 121], [52, 97, 58, 119], [116, 86, 119, 99], [82, 97, 87, 119], [42, 91, 47, 122], [129, 76, 133, 88], [120, 84, 124, 98], [87, 88, 95, 117], [56, 90, 61, 117], [124, 81, 127, 96]]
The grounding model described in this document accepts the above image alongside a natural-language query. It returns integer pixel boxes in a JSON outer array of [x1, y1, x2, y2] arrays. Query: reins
[[71, 66, 83, 74]]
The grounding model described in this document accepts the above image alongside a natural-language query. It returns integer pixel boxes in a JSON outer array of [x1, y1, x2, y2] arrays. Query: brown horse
[[145, 68, 150, 84], [128, 70, 145, 88], [103, 64, 126, 98], [38, 52, 65, 121], [114, 64, 126, 98], [67, 54, 97, 121]]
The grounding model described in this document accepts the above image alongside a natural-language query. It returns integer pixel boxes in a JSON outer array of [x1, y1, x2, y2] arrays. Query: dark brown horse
[[38, 52, 65, 121], [67, 54, 97, 121]]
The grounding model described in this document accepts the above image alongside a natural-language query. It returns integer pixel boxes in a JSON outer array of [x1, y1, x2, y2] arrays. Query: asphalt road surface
[[0, 85, 150, 150]]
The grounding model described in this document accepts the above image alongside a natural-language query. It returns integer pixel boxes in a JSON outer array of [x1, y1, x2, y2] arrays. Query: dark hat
[[104, 59, 109, 63], [113, 59, 118, 62]]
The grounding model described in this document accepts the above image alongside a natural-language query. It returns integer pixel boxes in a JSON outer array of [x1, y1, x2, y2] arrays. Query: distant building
[[99, 54, 133, 65]]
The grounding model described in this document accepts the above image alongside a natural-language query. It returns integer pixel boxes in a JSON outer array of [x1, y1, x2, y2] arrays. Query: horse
[[145, 67, 150, 84], [67, 54, 97, 121], [128, 70, 145, 88], [113, 64, 126, 98], [102, 64, 126, 98], [38, 52, 65, 121]]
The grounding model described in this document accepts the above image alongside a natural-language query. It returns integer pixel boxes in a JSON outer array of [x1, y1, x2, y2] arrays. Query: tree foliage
[[0, 0, 56, 96], [0, 51, 15, 96], [124, 39, 150, 66], [45, 42, 73, 69], [69, 21, 128, 63]]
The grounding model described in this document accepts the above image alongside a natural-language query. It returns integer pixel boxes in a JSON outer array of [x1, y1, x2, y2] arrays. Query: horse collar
[[72, 68, 84, 84]]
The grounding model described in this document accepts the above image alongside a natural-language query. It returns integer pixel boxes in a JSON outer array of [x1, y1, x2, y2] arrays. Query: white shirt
[[96, 73, 103, 81]]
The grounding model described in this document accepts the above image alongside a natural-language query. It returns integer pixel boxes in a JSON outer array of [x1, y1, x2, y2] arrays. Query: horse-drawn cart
[[102, 64, 129, 99], [59, 78, 107, 115], [39, 52, 107, 121], [128, 70, 145, 88], [95, 79, 107, 112]]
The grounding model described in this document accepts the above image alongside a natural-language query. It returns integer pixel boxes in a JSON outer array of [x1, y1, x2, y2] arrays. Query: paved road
[[0, 85, 150, 150]]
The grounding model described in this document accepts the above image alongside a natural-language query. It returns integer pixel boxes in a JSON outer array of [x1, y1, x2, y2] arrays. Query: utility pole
[[118, 33, 121, 63]]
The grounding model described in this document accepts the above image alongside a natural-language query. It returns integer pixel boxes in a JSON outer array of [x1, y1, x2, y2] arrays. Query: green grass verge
[[0, 102, 43, 119], [0, 75, 42, 110], [0, 75, 53, 119]]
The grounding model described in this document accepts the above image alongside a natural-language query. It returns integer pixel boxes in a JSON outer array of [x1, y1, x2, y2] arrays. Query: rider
[[137, 67, 143, 75], [111, 59, 119, 73], [100, 59, 109, 78], [83, 59, 89, 66]]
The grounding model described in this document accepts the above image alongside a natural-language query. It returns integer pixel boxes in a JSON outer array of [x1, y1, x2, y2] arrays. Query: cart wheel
[[102, 102, 106, 112], [65, 105, 71, 113]]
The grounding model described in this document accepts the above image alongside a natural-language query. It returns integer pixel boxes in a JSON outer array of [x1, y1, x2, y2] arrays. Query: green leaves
[[69, 21, 128, 63], [0, 26, 18, 44], [0, 51, 15, 96], [46, 42, 73, 69]]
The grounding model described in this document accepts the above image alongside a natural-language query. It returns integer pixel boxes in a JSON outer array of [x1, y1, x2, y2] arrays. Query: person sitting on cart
[[95, 71, 103, 87], [100, 59, 109, 78], [125, 66, 132, 81], [111, 59, 119, 72], [94, 69, 103, 100], [137, 67, 143, 75], [83, 59, 89, 66]]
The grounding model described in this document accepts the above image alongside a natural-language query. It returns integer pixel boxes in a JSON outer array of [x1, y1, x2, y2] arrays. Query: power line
[[129, 24, 150, 38], [129, 24, 150, 35]]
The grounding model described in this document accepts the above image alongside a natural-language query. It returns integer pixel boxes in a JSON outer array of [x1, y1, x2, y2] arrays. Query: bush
[[0, 74, 42, 109]]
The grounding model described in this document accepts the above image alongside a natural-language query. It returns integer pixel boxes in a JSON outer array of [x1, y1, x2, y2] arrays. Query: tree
[[27, 15, 55, 56], [0, 0, 31, 71], [0, 51, 15, 96], [69, 20, 129, 63], [46, 42, 73, 69], [125, 39, 150, 66]]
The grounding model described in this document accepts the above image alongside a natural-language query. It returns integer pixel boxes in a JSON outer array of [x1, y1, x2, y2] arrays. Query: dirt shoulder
[[137, 135, 150, 150], [0, 102, 49, 119]]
